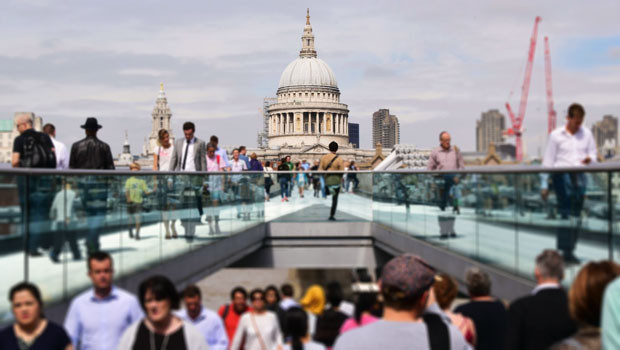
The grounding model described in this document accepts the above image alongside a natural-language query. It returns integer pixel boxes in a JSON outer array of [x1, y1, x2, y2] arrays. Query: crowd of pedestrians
[[10, 116, 361, 262], [2, 248, 619, 349]]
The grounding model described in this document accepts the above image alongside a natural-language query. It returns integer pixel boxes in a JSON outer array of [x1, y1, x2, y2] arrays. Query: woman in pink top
[[339, 293, 379, 334]]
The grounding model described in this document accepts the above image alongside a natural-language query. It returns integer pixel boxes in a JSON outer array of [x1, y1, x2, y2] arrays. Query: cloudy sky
[[1, 0, 619, 156]]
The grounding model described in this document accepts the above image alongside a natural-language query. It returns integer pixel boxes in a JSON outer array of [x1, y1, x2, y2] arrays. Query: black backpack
[[21, 132, 56, 168]]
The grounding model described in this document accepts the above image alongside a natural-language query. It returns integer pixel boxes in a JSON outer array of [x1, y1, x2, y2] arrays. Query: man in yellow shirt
[[125, 163, 152, 240], [319, 142, 344, 221]]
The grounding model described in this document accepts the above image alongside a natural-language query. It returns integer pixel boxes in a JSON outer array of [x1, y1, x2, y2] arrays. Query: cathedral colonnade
[[268, 112, 348, 136]]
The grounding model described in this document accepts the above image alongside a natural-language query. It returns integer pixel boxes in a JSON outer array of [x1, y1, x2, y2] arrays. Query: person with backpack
[[12, 112, 57, 256], [218, 286, 252, 344], [319, 142, 344, 221]]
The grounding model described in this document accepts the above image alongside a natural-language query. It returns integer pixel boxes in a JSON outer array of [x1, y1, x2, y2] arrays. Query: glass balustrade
[[0, 168, 617, 322]]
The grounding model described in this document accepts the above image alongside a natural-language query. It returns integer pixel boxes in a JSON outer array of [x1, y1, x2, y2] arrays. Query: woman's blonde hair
[[157, 129, 169, 146]]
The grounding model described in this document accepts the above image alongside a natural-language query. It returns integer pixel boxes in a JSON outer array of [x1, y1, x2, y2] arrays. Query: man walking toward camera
[[541, 103, 597, 263], [170, 122, 206, 239]]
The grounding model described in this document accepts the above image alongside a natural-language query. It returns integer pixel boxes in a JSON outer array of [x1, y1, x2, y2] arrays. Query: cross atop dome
[[300, 8, 317, 58], [158, 82, 166, 98]]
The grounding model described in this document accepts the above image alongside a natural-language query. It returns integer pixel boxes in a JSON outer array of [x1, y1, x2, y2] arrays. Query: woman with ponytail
[[283, 307, 325, 350]]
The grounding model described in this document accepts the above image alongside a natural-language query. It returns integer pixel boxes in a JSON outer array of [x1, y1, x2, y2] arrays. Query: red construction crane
[[505, 16, 541, 162], [544, 36, 557, 134]]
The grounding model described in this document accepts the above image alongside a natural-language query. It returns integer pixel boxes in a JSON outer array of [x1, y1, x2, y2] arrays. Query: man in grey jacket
[[170, 122, 207, 239], [170, 122, 206, 171]]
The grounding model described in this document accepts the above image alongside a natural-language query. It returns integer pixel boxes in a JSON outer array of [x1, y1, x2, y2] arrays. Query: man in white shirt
[[541, 103, 597, 263], [43, 123, 69, 169]]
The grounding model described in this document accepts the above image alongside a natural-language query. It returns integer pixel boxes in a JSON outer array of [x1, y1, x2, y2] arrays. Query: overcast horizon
[[1, 0, 619, 156]]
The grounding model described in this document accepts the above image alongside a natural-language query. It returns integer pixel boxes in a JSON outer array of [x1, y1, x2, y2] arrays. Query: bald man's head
[[15, 113, 33, 134]]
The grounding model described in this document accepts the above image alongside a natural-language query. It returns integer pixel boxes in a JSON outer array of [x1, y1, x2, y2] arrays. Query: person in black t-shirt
[[454, 267, 508, 350], [0, 282, 71, 350], [12, 113, 56, 256]]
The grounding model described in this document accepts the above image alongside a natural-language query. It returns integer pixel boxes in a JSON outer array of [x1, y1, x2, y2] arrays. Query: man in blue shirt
[[238, 145, 251, 169], [64, 252, 143, 350], [210, 135, 230, 171], [177, 285, 228, 350]]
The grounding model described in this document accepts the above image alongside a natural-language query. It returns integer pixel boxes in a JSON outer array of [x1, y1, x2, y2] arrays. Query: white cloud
[[0, 0, 619, 154]]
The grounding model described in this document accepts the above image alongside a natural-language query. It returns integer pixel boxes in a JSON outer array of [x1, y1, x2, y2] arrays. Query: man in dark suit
[[169, 122, 207, 239], [505, 249, 576, 350]]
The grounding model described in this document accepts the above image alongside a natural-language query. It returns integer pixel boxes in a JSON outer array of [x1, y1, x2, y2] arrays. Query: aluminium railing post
[[608, 171, 613, 261], [24, 174, 30, 282]]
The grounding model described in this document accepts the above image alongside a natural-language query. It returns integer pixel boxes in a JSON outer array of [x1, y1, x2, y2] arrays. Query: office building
[[476, 109, 505, 152], [372, 109, 400, 149]]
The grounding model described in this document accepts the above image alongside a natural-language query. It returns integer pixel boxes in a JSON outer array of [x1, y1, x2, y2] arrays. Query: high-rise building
[[592, 115, 618, 159], [348, 122, 359, 148], [145, 83, 173, 156], [476, 109, 505, 152], [372, 109, 400, 149]]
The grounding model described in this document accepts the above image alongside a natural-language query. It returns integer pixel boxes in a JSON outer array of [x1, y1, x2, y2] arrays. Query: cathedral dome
[[278, 57, 337, 88]]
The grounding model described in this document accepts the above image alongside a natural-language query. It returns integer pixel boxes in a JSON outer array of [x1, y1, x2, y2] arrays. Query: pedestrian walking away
[[319, 142, 344, 221], [12, 113, 57, 257], [69, 117, 114, 253]]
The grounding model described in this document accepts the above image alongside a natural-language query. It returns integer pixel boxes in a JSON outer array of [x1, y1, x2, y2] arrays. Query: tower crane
[[544, 36, 557, 134], [505, 16, 541, 162]]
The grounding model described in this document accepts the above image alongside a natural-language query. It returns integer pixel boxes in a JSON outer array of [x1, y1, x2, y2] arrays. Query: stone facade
[[145, 83, 174, 156], [592, 115, 618, 159]]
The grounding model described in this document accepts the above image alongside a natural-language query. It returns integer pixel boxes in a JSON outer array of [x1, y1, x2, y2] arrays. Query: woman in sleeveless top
[[433, 273, 477, 346], [153, 129, 177, 239]]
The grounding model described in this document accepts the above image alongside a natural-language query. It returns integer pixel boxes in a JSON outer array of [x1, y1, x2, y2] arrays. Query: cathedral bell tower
[[146, 83, 174, 156]]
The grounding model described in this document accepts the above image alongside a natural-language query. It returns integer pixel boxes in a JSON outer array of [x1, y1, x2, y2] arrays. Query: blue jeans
[[319, 176, 327, 198], [279, 178, 290, 198], [85, 210, 105, 253], [552, 173, 586, 256], [439, 175, 455, 211]]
